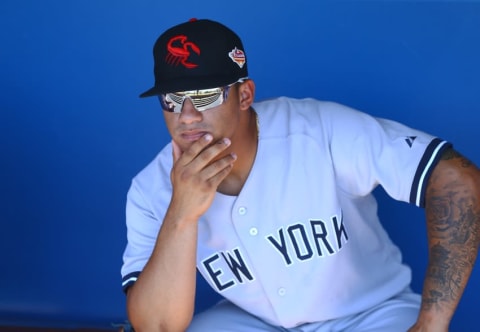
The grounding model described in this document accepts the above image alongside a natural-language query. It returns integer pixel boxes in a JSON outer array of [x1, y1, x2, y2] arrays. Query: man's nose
[[178, 97, 202, 123]]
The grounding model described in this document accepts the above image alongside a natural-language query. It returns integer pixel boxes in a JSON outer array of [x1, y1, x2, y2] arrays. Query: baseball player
[[121, 19, 480, 331]]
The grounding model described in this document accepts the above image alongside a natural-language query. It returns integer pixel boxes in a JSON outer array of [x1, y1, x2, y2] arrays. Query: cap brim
[[139, 75, 245, 98], [139, 87, 159, 98]]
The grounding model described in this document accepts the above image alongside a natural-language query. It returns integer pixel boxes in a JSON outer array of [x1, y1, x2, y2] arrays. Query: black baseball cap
[[139, 18, 248, 97]]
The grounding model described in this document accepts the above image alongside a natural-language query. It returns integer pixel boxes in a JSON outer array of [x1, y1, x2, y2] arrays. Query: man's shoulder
[[253, 97, 354, 136], [130, 143, 173, 193], [253, 97, 355, 120]]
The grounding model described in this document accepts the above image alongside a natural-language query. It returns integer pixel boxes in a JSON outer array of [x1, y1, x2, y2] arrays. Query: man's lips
[[180, 130, 209, 142]]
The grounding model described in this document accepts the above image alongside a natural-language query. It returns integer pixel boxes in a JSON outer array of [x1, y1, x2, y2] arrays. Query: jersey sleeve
[[121, 181, 158, 293], [324, 102, 451, 207], [121, 148, 173, 293]]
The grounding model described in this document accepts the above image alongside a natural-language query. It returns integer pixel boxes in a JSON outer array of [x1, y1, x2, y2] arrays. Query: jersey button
[[249, 227, 258, 236], [238, 207, 247, 215], [278, 288, 286, 296]]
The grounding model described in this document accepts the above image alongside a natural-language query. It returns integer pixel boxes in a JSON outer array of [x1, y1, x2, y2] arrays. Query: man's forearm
[[126, 212, 199, 332], [413, 149, 480, 330]]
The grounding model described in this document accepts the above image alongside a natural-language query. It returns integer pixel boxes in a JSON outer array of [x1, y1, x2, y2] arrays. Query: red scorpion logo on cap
[[166, 35, 200, 69]]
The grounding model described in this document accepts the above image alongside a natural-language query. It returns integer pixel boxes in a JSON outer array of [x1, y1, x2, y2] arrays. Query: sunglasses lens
[[159, 94, 177, 112], [160, 89, 225, 113], [190, 91, 223, 111], [158, 77, 246, 113]]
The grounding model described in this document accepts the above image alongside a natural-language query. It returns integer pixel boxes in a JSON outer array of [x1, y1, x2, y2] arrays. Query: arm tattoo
[[441, 147, 473, 167], [423, 148, 480, 310]]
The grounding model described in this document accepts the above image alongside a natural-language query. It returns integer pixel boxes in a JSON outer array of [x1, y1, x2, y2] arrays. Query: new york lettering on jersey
[[200, 213, 349, 292]]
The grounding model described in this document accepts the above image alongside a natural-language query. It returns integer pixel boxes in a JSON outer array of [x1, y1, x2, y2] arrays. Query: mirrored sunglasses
[[158, 77, 248, 113]]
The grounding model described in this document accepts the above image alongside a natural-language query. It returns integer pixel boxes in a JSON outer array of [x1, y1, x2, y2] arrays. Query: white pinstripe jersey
[[121, 98, 450, 328]]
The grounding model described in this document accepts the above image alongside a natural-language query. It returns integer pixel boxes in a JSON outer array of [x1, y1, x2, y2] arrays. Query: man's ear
[[238, 79, 255, 110]]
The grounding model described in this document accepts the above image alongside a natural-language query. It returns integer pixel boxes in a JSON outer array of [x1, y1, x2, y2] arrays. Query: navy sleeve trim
[[410, 138, 452, 207], [122, 271, 141, 294]]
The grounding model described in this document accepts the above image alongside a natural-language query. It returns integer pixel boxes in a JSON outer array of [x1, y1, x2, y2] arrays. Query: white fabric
[[122, 98, 449, 328], [187, 288, 421, 331]]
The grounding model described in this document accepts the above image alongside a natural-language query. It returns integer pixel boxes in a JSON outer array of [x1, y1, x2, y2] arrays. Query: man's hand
[[169, 134, 237, 221]]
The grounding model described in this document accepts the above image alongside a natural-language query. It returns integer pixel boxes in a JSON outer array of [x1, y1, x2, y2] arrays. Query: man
[[121, 18, 480, 331]]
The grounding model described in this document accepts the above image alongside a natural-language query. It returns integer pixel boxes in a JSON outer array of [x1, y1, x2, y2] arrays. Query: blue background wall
[[1, 0, 479, 330]]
